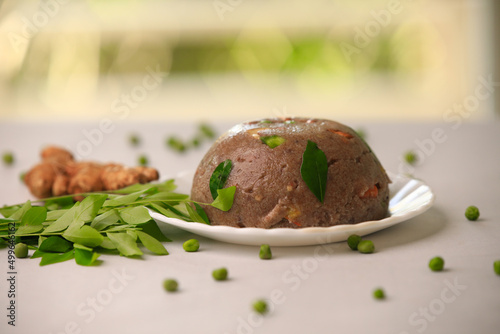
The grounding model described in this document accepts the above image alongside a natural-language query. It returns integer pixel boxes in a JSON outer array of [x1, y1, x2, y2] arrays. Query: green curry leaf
[[210, 186, 236, 212], [119, 206, 151, 225], [136, 230, 168, 255], [185, 203, 209, 224], [63, 225, 104, 248], [107, 232, 143, 257], [301, 140, 328, 203], [39, 250, 75, 266], [43, 202, 80, 234], [75, 195, 108, 223], [21, 206, 47, 226], [74, 248, 100, 266], [39, 236, 73, 253], [209, 159, 233, 200]]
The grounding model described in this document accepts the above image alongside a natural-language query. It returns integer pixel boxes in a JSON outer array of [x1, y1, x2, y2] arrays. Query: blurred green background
[[0, 0, 497, 122]]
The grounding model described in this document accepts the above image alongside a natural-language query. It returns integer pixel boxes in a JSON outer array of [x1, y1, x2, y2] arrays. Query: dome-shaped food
[[191, 118, 390, 228]]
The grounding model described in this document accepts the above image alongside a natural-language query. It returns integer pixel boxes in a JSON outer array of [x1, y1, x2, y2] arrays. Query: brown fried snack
[[24, 146, 159, 198]]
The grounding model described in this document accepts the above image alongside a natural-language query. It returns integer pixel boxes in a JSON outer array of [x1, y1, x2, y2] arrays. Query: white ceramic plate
[[151, 171, 434, 246]]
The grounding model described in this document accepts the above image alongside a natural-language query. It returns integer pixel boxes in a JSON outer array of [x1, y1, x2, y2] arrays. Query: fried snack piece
[[24, 163, 58, 198], [100, 164, 159, 191], [24, 146, 160, 198], [66, 162, 105, 195], [24, 146, 75, 198]]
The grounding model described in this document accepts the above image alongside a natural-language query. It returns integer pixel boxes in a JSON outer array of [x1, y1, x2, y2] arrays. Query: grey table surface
[[0, 120, 499, 334]]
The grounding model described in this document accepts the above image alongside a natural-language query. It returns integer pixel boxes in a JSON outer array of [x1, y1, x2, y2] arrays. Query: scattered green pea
[[465, 206, 480, 221], [259, 244, 272, 260], [138, 155, 148, 166], [19, 171, 26, 183], [494, 260, 500, 276], [373, 288, 385, 300], [212, 267, 228, 281], [191, 137, 201, 148], [199, 123, 216, 139], [429, 256, 445, 272], [129, 134, 141, 146], [260, 135, 286, 149], [404, 151, 417, 165], [347, 234, 362, 251], [166, 123, 216, 153], [357, 240, 375, 254], [183, 239, 200, 252], [2, 152, 14, 165], [163, 279, 178, 292], [14, 243, 28, 258], [253, 300, 268, 314], [167, 137, 186, 152]]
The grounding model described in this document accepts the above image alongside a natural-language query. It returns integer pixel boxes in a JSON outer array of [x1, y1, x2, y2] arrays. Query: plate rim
[[151, 172, 435, 246]]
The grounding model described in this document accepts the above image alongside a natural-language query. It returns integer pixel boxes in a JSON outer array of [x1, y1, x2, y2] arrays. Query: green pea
[[183, 239, 200, 252], [129, 134, 140, 146], [357, 240, 374, 254], [465, 206, 480, 221], [138, 155, 148, 166], [404, 151, 417, 165], [259, 244, 272, 260], [253, 300, 268, 314], [260, 135, 286, 149], [429, 256, 444, 271], [191, 137, 201, 148], [199, 123, 216, 139], [2, 152, 14, 165], [373, 288, 385, 300], [167, 137, 186, 153], [14, 243, 28, 258], [163, 279, 178, 292], [493, 260, 500, 276], [212, 267, 228, 281], [347, 234, 362, 251]]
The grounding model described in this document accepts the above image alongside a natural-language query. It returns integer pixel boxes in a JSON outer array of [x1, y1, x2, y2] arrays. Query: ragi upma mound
[[191, 118, 390, 228]]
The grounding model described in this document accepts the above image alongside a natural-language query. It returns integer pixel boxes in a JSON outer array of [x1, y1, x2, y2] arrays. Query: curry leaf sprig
[[0, 179, 236, 266]]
